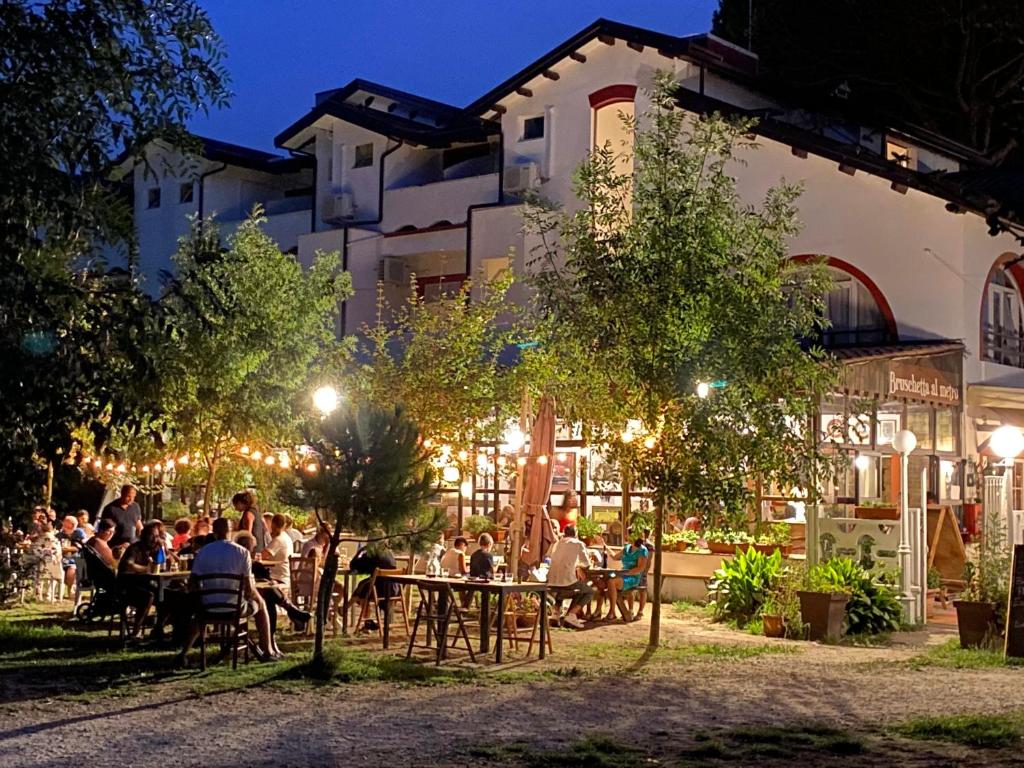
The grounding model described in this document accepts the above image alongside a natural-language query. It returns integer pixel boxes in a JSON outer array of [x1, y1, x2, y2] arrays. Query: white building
[[125, 18, 1024, 532]]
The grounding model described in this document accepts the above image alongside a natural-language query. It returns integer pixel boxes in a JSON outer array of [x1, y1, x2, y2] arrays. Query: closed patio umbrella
[[521, 395, 557, 568]]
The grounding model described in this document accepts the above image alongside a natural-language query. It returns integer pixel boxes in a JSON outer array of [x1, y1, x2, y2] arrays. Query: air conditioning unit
[[379, 256, 408, 285], [321, 192, 354, 222], [504, 163, 539, 194]]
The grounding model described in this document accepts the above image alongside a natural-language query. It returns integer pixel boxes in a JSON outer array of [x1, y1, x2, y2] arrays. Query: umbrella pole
[[510, 389, 530, 580]]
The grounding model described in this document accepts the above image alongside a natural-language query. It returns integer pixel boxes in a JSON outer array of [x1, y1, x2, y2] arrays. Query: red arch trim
[[589, 84, 637, 110], [978, 251, 1024, 354], [790, 254, 899, 338]]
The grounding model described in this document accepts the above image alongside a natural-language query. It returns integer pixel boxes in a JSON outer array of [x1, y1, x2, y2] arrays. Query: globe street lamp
[[892, 429, 917, 624], [990, 425, 1024, 549], [312, 385, 339, 417]]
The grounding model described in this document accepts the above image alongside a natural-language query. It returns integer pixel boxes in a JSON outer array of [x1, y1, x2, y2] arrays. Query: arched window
[[792, 256, 897, 347], [982, 256, 1024, 366], [590, 85, 636, 179]]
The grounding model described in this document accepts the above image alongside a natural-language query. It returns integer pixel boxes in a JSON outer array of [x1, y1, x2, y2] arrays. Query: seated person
[[469, 533, 495, 579], [117, 521, 165, 638], [301, 522, 331, 560], [602, 535, 649, 622], [181, 517, 274, 662], [546, 524, 596, 629], [258, 514, 293, 589], [171, 518, 191, 551], [237, 532, 310, 652], [350, 540, 399, 631], [177, 517, 212, 557], [496, 505, 515, 529], [440, 536, 469, 576], [85, 519, 117, 569], [76, 510, 95, 538]]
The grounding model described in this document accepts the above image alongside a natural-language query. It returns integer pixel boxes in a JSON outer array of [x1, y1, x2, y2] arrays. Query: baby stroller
[[75, 547, 128, 641]]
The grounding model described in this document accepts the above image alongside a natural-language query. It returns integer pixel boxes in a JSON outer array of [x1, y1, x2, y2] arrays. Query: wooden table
[[379, 574, 549, 663], [126, 570, 189, 603]]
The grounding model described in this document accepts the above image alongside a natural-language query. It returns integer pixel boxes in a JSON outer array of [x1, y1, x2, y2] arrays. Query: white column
[[543, 104, 555, 179], [331, 128, 345, 192]]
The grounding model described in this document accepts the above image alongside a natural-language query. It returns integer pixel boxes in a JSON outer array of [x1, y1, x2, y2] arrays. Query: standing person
[[101, 484, 143, 555], [180, 517, 274, 663], [55, 515, 87, 593], [546, 524, 596, 628], [232, 491, 269, 552]]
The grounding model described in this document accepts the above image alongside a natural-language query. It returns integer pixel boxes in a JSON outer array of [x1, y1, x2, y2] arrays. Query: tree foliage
[[0, 0, 229, 515], [526, 73, 835, 646], [713, 0, 1024, 165], [297, 402, 443, 663], [156, 211, 351, 511]]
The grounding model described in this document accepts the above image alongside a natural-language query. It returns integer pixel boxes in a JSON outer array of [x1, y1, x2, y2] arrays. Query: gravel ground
[[1, 611, 1022, 767]]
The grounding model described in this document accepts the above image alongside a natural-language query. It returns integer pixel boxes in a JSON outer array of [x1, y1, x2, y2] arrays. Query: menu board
[[1005, 544, 1024, 658]]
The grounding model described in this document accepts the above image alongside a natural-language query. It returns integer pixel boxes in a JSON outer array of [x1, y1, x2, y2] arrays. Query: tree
[[0, 0, 229, 515], [297, 402, 444, 664], [712, 0, 1024, 165], [527, 73, 835, 648], [156, 211, 351, 512]]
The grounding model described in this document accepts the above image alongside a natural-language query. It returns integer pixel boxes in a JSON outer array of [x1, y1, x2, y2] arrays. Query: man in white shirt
[[259, 514, 292, 591], [546, 524, 596, 629], [178, 517, 273, 664]]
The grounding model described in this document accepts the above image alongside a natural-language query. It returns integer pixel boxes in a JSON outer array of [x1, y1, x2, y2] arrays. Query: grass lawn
[[893, 711, 1024, 749], [908, 638, 1024, 670]]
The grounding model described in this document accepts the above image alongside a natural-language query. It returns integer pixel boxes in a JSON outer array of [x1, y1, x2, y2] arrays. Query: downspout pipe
[[197, 162, 229, 222], [339, 138, 403, 334]]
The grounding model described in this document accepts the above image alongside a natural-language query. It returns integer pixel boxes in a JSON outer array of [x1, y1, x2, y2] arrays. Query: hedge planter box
[[762, 614, 785, 638], [953, 599, 998, 649], [798, 590, 849, 641], [854, 506, 899, 520]]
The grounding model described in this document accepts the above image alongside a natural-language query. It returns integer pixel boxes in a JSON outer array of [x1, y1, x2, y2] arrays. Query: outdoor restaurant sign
[[887, 362, 961, 405]]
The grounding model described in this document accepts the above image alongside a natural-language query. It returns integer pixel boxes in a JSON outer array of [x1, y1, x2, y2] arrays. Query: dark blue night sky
[[189, 1, 719, 151]]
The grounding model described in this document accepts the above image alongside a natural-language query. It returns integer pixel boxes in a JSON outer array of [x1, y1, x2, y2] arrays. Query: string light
[[557, 452, 567, 462], [536, 455, 549, 465], [457, 449, 469, 462], [264, 455, 276, 466], [251, 450, 263, 461], [279, 454, 291, 469], [459, 480, 473, 497], [105, 462, 113, 470], [116, 463, 127, 473], [643, 436, 657, 450], [240, 445, 251, 455], [441, 466, 460, 483], [517, 456, 527, 466], [305, 462, 318, 473], [177, 454, 189, 465], [141, 465, 150, 473], [423, 438, 433, 449]]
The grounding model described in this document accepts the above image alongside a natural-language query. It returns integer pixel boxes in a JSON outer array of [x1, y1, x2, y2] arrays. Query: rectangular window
[[521, 115, 545, 141], [886, 139, 915, 169], [147, 188, 161, 209], [353, 143, 374, 168], [907, 406, 933, 451], [935, 409, 956, 452], [179, 182, 194, 204]]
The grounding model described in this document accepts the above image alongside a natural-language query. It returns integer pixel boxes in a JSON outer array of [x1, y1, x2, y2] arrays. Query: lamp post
[[990, 425, 1024, 548], [892, 429, 917, 624]]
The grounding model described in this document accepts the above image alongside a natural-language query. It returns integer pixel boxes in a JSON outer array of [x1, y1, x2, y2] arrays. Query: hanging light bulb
[[92, 458, 102, 467], [142, 465, 150, 473], [264, 455, 276, 466], [696, 381, 711, 399], [621, 429, 635, 444], [517, 456, 527, 466], [459, 480, 473, 497], [251, 450, 263, 461], [504, 425, 526, 451], [457, 449, 469, 462], [643, 436, 657, 450], [177, 454, 189, 465], [557, 452, 567, 462], [442, 465, 461, 483], [105, 462, 114, 470], [279, 454, 291, 469], [116, 463, 127, 473], [305, 462, 318, 473], [537, 454, 549, 466], [240, 444, 251, 455], [423, 438, 433, 449]]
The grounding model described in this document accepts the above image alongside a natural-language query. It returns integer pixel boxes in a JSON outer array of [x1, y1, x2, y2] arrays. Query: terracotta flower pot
[[798, 590, 849, 641], [707, 541, 749, 555], [854, 506, 899, 520], [675, 541, 688, 553], [494, 529, 507, 543], [953, 599, 998, 649], [763, 614, 785, 638]]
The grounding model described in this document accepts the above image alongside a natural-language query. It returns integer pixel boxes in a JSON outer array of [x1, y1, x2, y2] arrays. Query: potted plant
[[954, 504, 1009, 649], [575, 515, 602, 543], [854, 499, 899, 520], [761, 563, 804, 639], [462, 514, 496, 539], [798, 561, 851, 641], [704, 528, 754, 555], [761, 595, 786, 638], [753, 523, 792, 556]]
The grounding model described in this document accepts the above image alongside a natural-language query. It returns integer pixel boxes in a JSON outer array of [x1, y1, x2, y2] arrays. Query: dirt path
[[1, 613, 1021, 767]]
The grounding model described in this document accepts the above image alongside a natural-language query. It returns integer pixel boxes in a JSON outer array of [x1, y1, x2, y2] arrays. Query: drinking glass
[[441, 569, 450, 578]]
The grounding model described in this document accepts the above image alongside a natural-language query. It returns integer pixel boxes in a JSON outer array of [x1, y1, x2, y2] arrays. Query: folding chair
[[354, 568, 409, 638], [192, 573, 251, 671], [289, 556, 318, 634], [407, 581, 475, 665]]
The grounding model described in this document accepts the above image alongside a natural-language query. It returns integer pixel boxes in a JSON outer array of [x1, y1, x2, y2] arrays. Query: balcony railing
[[983, 323, 1024, 368]]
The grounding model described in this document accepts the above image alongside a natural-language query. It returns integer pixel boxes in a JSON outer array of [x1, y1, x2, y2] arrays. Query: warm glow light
[[459, 480, 473, 497], [251, 450, 263, 461], [313, 385, 340, 416], [423, 438, 433, 449], [621, 430, 635, 444], [643, 436, 656, 450], [264, 455, 276, 466], [240, 444, 251, 455], [177, 454, 189, 465], [537, 454, 549, 465], [504, 425, 526, 451], [305, 462, 318, 473], [442, 465, 461, 483], [457, 450, 469, 462], [116, 463, 126, 473], [497, 456, 507, 468], [516, 456, 527, 466], [105, 462, 113, 470], [557, 452, 567, 462], [92, 458, 101, 467], [696, 382, 710, 399], [991, 425, 1024, 460], [279, 454, 290, 469], [142, 465, 150, 473], [165, 461, 175, 471], [854, 455, 870, 471]]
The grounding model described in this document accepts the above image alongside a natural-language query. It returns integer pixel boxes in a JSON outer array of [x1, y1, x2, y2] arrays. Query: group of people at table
[[22, 483, 653, 664]]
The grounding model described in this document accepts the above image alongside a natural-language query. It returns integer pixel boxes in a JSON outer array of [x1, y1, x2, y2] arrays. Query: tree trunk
[[648, 498, 664, 649], [313, 549, 340, 665], [202, 458, 218, 516]]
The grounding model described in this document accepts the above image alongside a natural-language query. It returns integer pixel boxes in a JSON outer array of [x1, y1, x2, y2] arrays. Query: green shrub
[[708, 547, 783, 624], [462, 515, 496, 537], [806, 558, 901, 635], [575, 516, 602, 539]]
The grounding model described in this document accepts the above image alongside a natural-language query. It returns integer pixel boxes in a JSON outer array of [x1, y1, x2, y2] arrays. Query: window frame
[[146, 187, 161, 209], [178, 182, 194, 204], [520, 115, 545, 142], [353, 142, 374, 169]]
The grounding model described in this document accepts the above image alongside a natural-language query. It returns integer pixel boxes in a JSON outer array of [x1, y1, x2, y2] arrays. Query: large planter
[[752, 544, 792, 557], [854, 506, 899, 520], [798, 590, 849, 641], [674, 541, 689, 553], [494, 529, 507, 543], [762, 614, 785, 638], [953, 599, 998, 649], [707, 541, 750, 555]]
